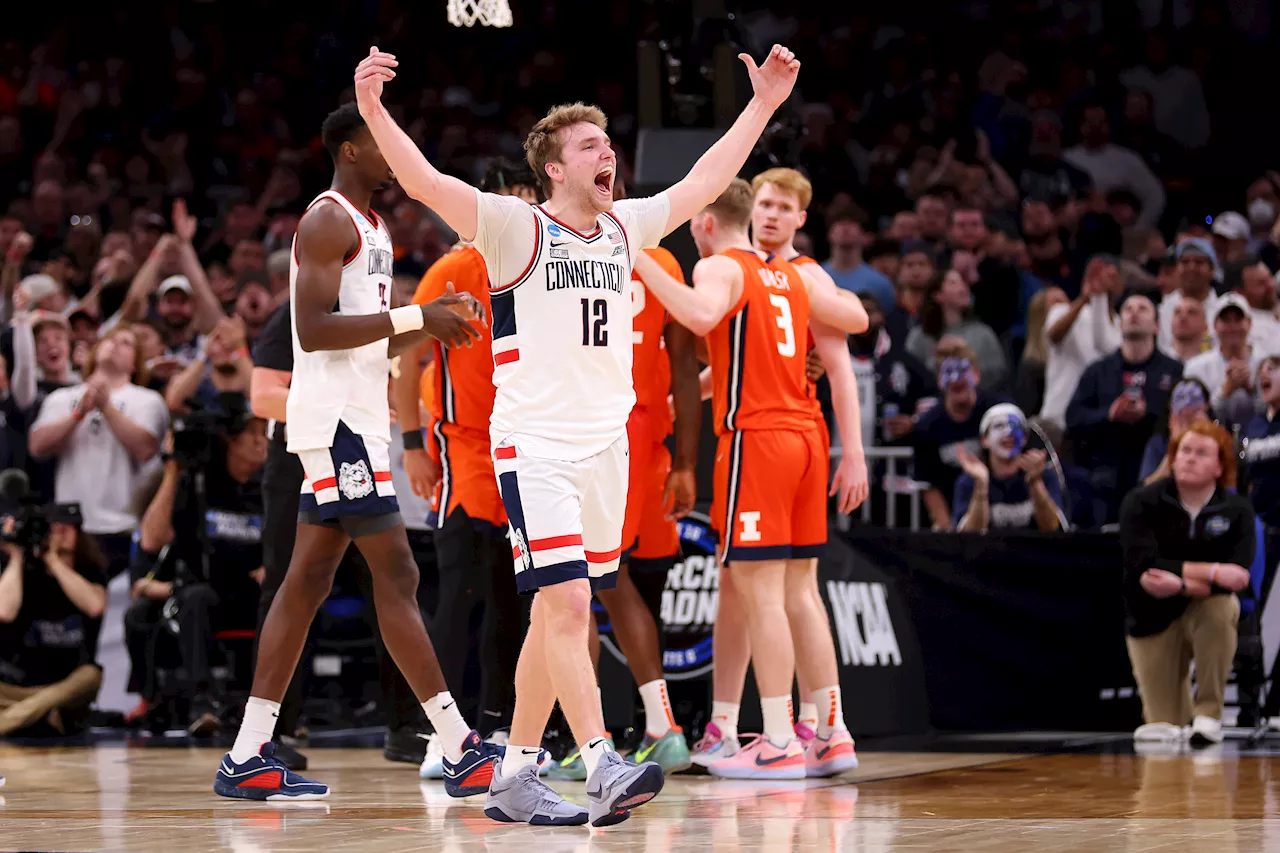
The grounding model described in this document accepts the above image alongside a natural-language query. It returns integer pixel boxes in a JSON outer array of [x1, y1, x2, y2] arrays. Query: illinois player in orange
[[392, 161, 539, 777], [546, 175, 702, 780], [633, 179, 865, 779], [751, 167, 866, 761]]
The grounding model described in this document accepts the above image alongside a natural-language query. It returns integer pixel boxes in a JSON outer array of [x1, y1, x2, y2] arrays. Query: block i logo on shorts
[[338, 459, 375, 500]]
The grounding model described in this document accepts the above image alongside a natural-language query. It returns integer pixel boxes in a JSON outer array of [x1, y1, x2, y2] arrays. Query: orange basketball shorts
[[711, 426, 828, 562], [621, 406, 680, 571], [429, 424, 506, 530]]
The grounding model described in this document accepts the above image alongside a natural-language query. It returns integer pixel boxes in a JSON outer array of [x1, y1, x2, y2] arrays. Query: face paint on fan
[[985, 413, 1026, 460], [939, 357, 974, 390], [1170, 380, 1206, 414]]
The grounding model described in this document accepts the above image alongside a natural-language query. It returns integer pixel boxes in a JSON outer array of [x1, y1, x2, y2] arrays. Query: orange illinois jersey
[[707, 248, 814, 434], [631, 246, 682, 441], [413, 246, 495, 437]]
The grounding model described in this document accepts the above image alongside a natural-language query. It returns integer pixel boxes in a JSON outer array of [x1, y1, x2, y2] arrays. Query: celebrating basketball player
[[215, 104, 500, 801], [354, 42, 799, 825], [631, 179, 864, 779], [547, 174, 702, 781], [392, 160, 538, 779], [685, 168, 866, 776]]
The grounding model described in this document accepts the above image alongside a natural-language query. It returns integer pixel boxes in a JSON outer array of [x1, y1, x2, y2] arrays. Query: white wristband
[[390, 305, 425, 336]]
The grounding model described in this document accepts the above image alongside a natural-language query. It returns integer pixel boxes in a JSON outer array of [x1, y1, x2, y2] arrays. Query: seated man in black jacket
[[1067, 294, 1182, 526], [1119, 420, 1256, 746]]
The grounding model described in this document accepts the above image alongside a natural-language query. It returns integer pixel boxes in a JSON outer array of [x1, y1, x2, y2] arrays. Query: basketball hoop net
[[448, 0, 513, 27]]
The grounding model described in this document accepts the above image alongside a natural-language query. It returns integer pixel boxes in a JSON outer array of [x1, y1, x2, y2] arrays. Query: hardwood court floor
[[3, 743, 1280, 851]]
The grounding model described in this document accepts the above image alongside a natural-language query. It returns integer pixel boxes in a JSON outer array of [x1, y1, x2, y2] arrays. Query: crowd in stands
[[0, 2, 1278, 736]]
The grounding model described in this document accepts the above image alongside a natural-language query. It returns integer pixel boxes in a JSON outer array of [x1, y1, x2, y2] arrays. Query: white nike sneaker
[[1133, 722, 1186, 742], [1190, 715, 1224, 746], [419, 734, 445, 779]]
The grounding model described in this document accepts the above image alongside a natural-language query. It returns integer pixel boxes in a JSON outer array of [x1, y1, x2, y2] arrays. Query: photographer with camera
[[124, 398, 267, 735], [0, 490, 106, 737], [28, 326, 169, 578]]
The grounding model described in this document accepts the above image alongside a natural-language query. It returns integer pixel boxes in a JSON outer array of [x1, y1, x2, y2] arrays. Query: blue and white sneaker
[[442, 730, 505, 797], [419, 734, 445, 780], [214, 743, 329, 801]]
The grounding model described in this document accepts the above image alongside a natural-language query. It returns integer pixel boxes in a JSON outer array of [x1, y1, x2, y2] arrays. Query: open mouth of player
[[594, 167, 614, 197]]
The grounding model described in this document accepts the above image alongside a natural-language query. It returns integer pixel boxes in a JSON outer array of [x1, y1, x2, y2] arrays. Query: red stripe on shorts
[[494, 349, 520, 365], [530, 534, 583, 551], [373, 471, 392, 482], [494, 446, 517, 460], [313, 476, 337, 491], [585, 547, 622, 563]]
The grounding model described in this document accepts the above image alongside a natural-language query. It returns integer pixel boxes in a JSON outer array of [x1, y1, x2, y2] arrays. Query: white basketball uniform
[[470, 189, 671, 593], [288, 190, 398, 521]]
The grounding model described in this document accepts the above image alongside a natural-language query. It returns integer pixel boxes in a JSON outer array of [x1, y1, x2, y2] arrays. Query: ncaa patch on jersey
[[338, 459, 375, 500], [547, 223, 562, 237]]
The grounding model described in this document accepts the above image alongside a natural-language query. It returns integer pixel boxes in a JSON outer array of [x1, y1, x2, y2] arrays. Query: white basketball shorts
[[492, 435, 628, 594]]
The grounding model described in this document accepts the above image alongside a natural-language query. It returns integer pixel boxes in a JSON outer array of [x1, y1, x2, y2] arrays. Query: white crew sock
[[581, 736, 614, 780], [812, 685, 847, 738], [422, 691, 472, 763], [639, 679, 675, 738], [230, 697, 280, 764], [797, 702, 819, 733], [500, 744, 543, 779], [761, 695, 794, 747], [710, 701, 739, 741]]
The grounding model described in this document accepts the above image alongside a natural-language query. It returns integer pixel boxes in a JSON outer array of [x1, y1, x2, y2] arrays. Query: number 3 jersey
[[470, 189, 671, 462], [287, 190, 395, 452], [707, 248, 815, 435]]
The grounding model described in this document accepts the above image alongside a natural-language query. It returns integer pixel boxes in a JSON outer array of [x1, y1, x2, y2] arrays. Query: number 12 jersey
[[469, 190, 670, 462]]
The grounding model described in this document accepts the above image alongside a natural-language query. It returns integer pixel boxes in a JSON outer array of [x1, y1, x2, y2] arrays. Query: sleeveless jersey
[[414, 245, 495, 437], [708, 248, 814, 435], [631, 246, 683, 443], [287, 190, 395, 451], [471, 190, 672, 461]]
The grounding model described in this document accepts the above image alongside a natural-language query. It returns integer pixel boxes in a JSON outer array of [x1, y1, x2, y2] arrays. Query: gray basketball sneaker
[[484, 759, 589, 826], [585, 749, 665, 828]]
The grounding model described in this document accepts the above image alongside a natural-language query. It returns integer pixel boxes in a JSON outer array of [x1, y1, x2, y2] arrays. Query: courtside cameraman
[[0, 494, 106, 737], [124, 398, 267, 736]]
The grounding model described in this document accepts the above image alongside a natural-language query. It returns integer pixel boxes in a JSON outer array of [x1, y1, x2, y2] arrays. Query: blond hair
[[751, 168, 813, 211], [934, 336, 978, 365], [523, 103, 608, 196], [703, 179, 755, 231], [1021, 288, 1057, 365]]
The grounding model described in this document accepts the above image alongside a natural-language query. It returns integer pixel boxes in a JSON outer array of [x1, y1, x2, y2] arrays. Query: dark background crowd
[[0, 0, 1277, 739]]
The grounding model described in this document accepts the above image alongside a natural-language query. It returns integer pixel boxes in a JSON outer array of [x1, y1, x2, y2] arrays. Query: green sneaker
[[632, 728, 692, 774], [545, 736, 615, 781]]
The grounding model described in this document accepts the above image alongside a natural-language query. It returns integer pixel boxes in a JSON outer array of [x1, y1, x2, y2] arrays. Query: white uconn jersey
[[287, 191, 395, 451], [471, 190, 671, 461]]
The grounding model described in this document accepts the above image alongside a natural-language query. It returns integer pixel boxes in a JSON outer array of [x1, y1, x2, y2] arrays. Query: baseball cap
[[158, 275, 193, 297], [1211, 211, 1249, 242], [980, 403, 1028, 436], [1212, 291, 1250, 322], [1170, 379, 1207, 413], [1175, 237, 1220, 268], [17, 274, 61, 307], [900, 239, 934, 259]]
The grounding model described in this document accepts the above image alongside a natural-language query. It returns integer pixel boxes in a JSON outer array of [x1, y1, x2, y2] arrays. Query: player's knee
[[539, 581, 593, 631], [377, 559, 421, 599]]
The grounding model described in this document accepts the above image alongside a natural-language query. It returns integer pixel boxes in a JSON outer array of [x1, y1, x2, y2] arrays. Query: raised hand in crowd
[[1108, 391, 1146, 424], [955, 445, 990, 485]]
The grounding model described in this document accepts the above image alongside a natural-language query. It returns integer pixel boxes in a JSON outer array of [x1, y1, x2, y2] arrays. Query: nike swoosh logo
[[441, 701, 455, 711], [550, 241, 568, 248], [634, 743, 657, 763], [755, 752, 794, 767]]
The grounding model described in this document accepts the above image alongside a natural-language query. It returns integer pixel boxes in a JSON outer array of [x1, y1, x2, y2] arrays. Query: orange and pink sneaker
[[794, 722, 816, 747], [708, 735, 805, 780], [804, 730, 858, 778]]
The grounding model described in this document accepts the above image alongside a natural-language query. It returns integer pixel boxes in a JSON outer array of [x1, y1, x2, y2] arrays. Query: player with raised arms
[[214, 104, 501, 801], [631, 178, 866, 779], [354, 43, 798, 825]]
